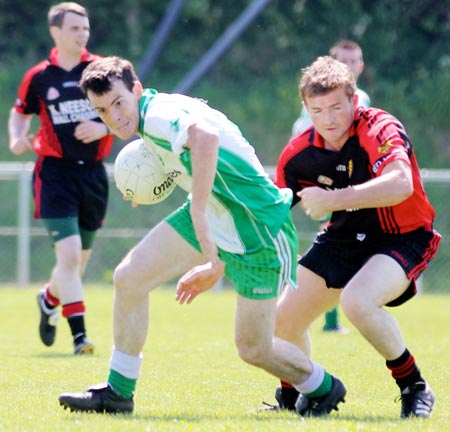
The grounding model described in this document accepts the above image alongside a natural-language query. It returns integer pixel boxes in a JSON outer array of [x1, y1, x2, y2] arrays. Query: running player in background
[[271, 55, 440, 418], [8, 2, 113, 354]]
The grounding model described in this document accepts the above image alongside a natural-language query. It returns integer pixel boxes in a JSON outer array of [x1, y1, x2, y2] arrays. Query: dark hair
[[48, 2, 87, 28], [79, 56, 139, 96]]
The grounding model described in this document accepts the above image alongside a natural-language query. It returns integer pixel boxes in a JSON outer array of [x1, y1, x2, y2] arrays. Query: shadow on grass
[[58, 410, 405, 424], [249, 411, 404, 424], [33, 352, 98, 359]]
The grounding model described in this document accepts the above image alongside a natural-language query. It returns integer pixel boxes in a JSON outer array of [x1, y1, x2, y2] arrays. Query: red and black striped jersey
[[275, 107, 435, 235], [13, 47, 113, 162]]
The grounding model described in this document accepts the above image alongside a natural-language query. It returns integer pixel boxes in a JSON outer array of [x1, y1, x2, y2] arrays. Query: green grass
[[0, 286, 449, 432]]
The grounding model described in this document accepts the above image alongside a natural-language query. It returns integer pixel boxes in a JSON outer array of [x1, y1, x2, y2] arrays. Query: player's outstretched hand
[[176, 260, 225, 304]]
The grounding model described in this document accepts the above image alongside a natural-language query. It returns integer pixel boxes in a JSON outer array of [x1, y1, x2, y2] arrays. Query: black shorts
[[299, 227, 441, 307], [33, 157, 109, 231]]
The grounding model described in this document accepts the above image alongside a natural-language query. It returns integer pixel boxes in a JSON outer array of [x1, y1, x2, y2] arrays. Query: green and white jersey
[[138, 89, 293, 254], [356, 87, 371, 110]]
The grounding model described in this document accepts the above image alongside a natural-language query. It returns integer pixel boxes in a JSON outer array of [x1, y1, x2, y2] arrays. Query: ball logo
[[125, 188, 136, 199], [153, 170, 181, 196]]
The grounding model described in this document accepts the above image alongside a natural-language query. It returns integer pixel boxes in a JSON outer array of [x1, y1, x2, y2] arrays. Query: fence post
[[17, 166, 31, 287]]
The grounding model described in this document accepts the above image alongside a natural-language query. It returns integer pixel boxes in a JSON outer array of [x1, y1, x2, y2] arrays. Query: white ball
[[114, 138, 176, 205]]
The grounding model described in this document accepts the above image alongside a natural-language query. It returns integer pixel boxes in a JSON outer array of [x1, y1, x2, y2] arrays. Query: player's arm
[[298, 159, 413, 219], [8, 108, 34, 155], [74, 118, 109, 144], [186, 121, 221, 264], [175, 121, 225, 304]]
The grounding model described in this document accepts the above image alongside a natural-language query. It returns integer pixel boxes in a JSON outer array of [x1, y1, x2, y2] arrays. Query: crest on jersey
[[47, 87, 60, 101], [378, 140, 393, 154], [170, 118, 180, 132], [348, 159, 353, 178], [317, 175, 333, 186]]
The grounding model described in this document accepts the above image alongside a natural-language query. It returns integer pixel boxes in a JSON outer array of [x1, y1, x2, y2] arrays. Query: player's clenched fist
[[9, 135, 34, 155], [297, 187, 332, 220]]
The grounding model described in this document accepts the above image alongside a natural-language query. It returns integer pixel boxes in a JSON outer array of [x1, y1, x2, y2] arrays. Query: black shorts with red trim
[[33, 156, 108, 231], [299, 227, 441, 307]]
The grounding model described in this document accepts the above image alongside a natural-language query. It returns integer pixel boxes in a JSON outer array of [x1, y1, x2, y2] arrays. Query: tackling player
[[271, 55, 440, 418], [292, 39, 371, 334]]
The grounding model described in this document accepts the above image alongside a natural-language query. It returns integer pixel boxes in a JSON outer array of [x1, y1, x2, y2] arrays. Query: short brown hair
[[79, 56, 139, 96], [299, 56, 356, 100], [48, 2, 87, 28]]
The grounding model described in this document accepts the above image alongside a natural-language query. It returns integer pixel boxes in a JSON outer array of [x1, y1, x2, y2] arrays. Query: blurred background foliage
[[0, 0, 449, 166], [1, 0, 449, 288]]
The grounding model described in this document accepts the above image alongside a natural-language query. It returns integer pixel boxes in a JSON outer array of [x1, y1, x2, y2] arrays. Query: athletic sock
[[43, 284, 60, 308], [279, 381, 300, 409], [386, 348, 423, 392], [108, 349, 143, 399], [62, 302, 87, 343], [108, 370, 137, 400], [294, 360, 333, 398], [324, 307, 338, 329], [67, 315, 87, 344], [306, 372, 332, 398]]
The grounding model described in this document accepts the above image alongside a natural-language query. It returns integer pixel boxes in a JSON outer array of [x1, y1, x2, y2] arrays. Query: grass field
[[0, 286, 448, 432]]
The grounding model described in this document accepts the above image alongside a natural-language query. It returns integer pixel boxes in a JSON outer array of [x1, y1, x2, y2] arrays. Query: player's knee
[[56, 249, 82, 273], [113, 263, 134, 294], [340, 289, 367, 324], [236, 341, 270, 368]]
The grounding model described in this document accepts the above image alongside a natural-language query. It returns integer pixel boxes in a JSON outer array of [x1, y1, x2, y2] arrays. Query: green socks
[[108, 369, 137, 399], [305, 371, 333, 398], [324, 307, 338, 329]]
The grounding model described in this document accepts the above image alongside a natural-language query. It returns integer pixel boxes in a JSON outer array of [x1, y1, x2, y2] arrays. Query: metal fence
[[1, 162, 449, 293]]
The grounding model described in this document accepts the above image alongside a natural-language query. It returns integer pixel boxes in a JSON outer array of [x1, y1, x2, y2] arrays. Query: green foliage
[[1, 1, 449, 165], [0, 287, 449, 431], [370, 69, 450, 167]]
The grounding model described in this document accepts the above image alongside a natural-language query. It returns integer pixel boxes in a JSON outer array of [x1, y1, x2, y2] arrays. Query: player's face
[[88, 80, 143, 141], [305, 88, 357, 151], [334, 48, 364, 81], [51, 12, 90, 56]]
